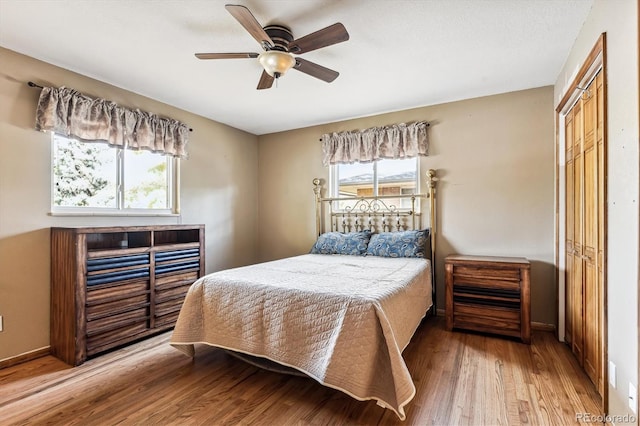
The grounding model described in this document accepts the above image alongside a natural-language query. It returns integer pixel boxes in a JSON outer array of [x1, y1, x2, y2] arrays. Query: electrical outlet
[[629, 383, 637, 413], [609, 361, 617, 388]]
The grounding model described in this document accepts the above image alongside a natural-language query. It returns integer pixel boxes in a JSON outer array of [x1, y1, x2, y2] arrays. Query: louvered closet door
[[564, 70, 603, 396]]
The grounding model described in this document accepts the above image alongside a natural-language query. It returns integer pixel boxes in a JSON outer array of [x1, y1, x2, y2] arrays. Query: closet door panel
[[584, 258, 599, 384], [565, 161, 575, 345], [571, 101, 584, 364], [571, 241, 584, 364], [583, 77, 601, 391], [564, 112, 575, 345]]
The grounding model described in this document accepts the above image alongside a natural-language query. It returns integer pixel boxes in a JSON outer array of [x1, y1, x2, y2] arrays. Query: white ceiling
[[0, 0, 592, 135]]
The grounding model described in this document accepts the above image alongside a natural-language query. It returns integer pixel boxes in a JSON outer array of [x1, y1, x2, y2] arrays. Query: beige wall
[[554, 0, 639, 419], [0, 47, 259, 361], [258, 87, 556, 325]]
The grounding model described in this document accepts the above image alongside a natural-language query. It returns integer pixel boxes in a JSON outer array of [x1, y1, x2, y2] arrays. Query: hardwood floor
[[0, 317, 601, 425]]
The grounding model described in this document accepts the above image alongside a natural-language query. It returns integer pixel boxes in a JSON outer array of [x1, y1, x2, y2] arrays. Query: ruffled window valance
[[321, 121, 429, 166], [35, 86, 189, 158]]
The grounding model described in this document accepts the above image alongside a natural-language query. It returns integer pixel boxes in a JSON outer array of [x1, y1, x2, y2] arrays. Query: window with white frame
[[52, 134, 175, 213], [331, 158, 419, 210]]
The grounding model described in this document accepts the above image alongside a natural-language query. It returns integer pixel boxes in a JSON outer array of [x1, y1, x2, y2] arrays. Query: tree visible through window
[[52, 134, 173, 212], [123, 148, 170, 209]]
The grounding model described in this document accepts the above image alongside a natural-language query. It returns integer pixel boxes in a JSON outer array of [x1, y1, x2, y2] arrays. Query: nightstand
[[445, 254, 531, 343]]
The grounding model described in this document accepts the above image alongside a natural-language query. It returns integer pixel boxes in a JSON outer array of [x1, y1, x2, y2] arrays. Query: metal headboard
[[312, 169, 438, 310]]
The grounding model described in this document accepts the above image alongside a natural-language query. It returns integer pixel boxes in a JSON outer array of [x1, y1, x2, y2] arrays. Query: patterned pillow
[[310, 231, 372, 255], [366, 229, 430, 258]]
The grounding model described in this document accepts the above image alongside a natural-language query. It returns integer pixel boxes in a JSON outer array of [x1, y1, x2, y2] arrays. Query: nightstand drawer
[[454, 302, 520, 322], [452, 266, 522, 291], [454, 265, 521, 280], [454, 314, 522, 338], [453, 285, 520, 303]]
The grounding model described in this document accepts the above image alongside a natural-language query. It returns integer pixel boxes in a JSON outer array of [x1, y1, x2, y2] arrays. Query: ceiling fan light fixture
[[258, 51, 296, 78]]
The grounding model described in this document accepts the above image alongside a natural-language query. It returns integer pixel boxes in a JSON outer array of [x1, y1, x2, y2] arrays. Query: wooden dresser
[[51, 225, 205, 365], [445, 255, 531, 343]]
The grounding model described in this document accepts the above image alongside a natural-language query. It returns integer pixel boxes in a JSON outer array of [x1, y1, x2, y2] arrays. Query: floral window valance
[[321, 121, 429, 166], [35, 86, 189, 158]]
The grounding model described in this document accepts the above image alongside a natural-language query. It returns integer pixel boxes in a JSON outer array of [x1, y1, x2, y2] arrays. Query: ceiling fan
[[195, 4, 350, 90]]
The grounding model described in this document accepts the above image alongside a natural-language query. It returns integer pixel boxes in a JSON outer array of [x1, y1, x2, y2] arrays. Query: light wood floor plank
[[0, 317, 601, 425]]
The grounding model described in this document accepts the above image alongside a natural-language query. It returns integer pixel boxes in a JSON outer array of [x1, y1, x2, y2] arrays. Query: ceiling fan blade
[[195, 53, 259, 60], [293, 58, 339, 83], [257, 70, 275, 90], [289, 23, 349, 54], [225, 4, 273, 49]]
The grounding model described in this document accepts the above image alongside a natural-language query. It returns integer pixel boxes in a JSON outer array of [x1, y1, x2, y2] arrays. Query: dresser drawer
[[86, 320, 149, 356], [155, 271, 198, 290], [86, 293, 149, 321], [86, 306, 149, 335], [155, 310, 181, 329], [155, 298, 185, 318], [156, 283, 190, 303], [86, 280, 149, 305]]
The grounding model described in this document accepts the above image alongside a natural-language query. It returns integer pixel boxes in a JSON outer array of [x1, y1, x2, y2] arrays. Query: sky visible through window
[[338, 158, 416, 181], [336, 158, 418, 211]]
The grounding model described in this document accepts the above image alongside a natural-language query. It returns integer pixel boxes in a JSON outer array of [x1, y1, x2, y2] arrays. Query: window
[[331, 158, 419, 210], [52, 134, 176, 214]]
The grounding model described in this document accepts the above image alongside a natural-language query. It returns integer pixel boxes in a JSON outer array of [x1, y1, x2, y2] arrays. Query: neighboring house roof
[[339, 171, 416, 185]]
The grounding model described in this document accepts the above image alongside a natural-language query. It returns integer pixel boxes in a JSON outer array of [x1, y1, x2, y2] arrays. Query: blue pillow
[[310, 230, 372, 255], [366, 229, 430, 258]]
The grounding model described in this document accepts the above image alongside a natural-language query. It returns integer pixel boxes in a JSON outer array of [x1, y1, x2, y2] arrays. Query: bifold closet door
[[564, 71, 603, 396]]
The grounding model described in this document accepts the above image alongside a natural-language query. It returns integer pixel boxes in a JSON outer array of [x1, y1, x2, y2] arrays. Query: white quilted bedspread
[[170, 254, 432, 420]]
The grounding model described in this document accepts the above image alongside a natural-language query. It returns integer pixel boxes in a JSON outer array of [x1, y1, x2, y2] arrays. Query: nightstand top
[[445, 254, 530, 267]]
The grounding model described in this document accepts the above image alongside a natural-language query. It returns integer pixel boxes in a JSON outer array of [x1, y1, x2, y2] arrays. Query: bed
[[170, 170, 438, 420]]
